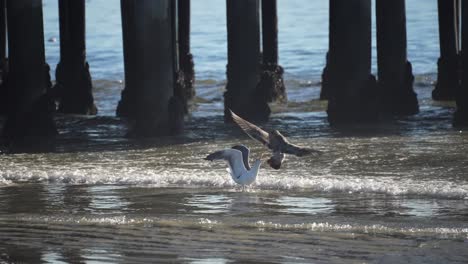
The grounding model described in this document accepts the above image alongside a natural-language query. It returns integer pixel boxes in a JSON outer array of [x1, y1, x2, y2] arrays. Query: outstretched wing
[[282, 142, 322, 157], [205, 149, 247, 176], [272, 130, 322, 157], [231, 145, 251, 170], [230, 110, 271, 149]]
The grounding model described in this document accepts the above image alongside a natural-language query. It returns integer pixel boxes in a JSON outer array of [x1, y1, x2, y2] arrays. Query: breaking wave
[[1, 166, 467, 199]]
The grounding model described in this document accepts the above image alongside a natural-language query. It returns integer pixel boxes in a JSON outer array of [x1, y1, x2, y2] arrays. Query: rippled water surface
[[1, 0, 468, 263]]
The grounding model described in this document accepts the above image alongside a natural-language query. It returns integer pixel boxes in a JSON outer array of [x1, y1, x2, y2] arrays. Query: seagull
[[230, 110, 321, 170], [205, 145, 261, 189]]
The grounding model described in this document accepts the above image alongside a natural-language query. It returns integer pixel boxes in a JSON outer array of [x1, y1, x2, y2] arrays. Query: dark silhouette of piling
[[225, 0, 268, 122], [116, 0, 136, 118], [320, 1, 333, 100], [172, 0, 187, 130], [433, 0, 459, 100], [325, 0, 377, 125], [54, 0, 96, 115], [117, 0, 182, 136], [376, 0, 418, 116], [454, 0, 468, 126], [178, 0, 195, 101], [320, 52, 331, 100], [2, 0, 56, 146], [256, 0, 286, 104], [0, 0, 5, 73], [0, 0, 7, 115]]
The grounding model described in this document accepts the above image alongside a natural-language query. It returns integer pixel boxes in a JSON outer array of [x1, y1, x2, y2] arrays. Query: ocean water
[[1, 0, 468, 263]]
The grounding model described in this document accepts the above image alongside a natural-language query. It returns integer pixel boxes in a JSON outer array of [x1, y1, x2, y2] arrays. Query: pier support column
[[433, 0, 459, 100], [224, 0, 266, 122], [116, 0, 136, 118], [54, 0, 96, 115], [321, 0, 333, 100], [326, 0, 377, 125], [0, 0, 6, 75], [117, 0, 180, 136], [0, 0, 7, 115], [454, 0, 468, 126], [2, 0, 56, 145], [321, 52, 331, 100], [256, 0, 286, 104], [376, 0, 418, 116], [178, 0, 195, 101]]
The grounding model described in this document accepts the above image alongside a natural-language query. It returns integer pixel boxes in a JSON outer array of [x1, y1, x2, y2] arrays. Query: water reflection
[[59, 248, 88, 264], [44, 184, 93, 214], [182, 192, 336, 216], [227, 192, 261, 214], [0, 184, 47, 214], [269, 196, 333, 215], [183, 257, 229, 264], [62, 185, 92, 214], [183, 192, 263, 215], [402, 199, 440, 217], [185, 194, 232, 214], [330, 194, 406, 217], [0, 245, 43, 264], [0, 184, 468, 263], [88, 185, 130, 213]]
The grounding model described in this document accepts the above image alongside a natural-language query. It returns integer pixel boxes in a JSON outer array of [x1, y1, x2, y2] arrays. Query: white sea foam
[[6, 215, 468, 239], [252, 221, 468, 239], [1, 165, 467, 199]]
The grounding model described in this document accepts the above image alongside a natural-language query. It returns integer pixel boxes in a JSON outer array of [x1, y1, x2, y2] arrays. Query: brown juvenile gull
[[230, 110, 321, 170]]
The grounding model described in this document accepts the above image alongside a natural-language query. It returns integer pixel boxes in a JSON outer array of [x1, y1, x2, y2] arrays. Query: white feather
[[207, 149, 262, 186]]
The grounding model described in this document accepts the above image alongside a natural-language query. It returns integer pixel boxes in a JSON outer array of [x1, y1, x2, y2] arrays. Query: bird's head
[[267, 157, 282, 170]]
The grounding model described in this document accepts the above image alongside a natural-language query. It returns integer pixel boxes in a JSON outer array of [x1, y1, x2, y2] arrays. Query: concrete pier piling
[[320, 1, 333, 101], [454, 0, 468, 126], [0, 1, 465, 144], [320, 52, 331, 100], [433, 0, 460, 100], [0, 0, 6, 76], [0, 0, 6, 115], [54, 0, 96, 115], [2, 0, 57, 143], [116, 0, 136, 118], [117, 0, 181, 136], [171, 0, 187, 131], [178, 0, 195, 102], [326, 0, 377, 125], [225, 0, 268, 122], [376, 0, 418, 116], [256, 0, 286, 104]]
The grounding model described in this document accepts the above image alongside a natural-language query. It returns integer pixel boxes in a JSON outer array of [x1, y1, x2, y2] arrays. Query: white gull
[[205, 145, 261, 189]]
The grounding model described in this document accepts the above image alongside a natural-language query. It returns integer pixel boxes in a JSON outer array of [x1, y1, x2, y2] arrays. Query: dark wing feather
[[272, 130, 322, 157], [231, 145, 251, 170], [204, 149, 247, 175], [282, 143, 322, 157], [204, 150, 226, 161], [230, 110, 271, 149]]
